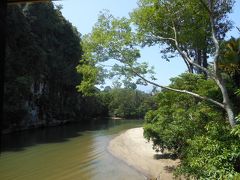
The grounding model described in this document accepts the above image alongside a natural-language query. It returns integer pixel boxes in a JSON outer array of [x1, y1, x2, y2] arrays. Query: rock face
[[3, 77, 79, 133], [3, 3, 110, 134], [3, 3, 83, 133]]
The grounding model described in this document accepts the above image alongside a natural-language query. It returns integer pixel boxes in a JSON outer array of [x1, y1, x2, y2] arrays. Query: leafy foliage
[[131, 0, 234, 72], [219, 37, 240, 89], [144, 73, 222, 152], [76, 10, 155, 96], [76, 0, 237, 127], [177, 121, 240, 179], [98, 87, 156, 119], [73, 0, 239, 178], [144, 73, 240, 178]]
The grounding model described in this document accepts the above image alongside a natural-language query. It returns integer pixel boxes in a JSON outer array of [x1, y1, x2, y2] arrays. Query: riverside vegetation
[[4, 0, 240, 179], [77, 0, 240, 179]]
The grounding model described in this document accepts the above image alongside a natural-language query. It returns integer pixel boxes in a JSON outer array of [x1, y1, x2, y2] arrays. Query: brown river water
[[0, 119, 146, 180]]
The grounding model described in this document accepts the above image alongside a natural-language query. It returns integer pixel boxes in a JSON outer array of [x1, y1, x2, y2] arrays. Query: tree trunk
[[225, 103, 236, 127], [208, 6, 236, 127], [216, 76, 236, 127], [202, 49, 208, 78], [196, 49, 202, 74]]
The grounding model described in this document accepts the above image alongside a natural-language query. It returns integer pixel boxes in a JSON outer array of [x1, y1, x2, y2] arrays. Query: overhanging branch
[[111, 46, 224, 110], [130, 67, 224, 109]]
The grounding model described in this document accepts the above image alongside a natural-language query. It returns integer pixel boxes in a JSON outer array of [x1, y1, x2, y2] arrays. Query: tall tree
[[77, 0, 237, 127], [131, 0, 233, 74]]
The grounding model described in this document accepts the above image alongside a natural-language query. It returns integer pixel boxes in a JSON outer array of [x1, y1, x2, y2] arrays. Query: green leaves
[[131, 0, 234, 72], [76, 64, 98, 96], [132, 0, 209, 50], [230, 115, 240, 137], [144, 73, 240, 178], [76, 10, 156, 94], [98, 88, 155, 118], [178, 121, 240, 179], [219, 37, 240, 75]]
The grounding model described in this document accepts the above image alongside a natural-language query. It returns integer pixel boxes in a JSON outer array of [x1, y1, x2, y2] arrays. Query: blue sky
[[55, 0, 240, 92]]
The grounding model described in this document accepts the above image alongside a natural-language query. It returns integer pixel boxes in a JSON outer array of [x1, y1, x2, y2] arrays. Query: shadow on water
[[1, 118, 142, 153], [1, 118, 106, 152]]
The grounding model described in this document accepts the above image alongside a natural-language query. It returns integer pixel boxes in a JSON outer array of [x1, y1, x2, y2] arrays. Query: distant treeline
[[98, 87, 156, 119]]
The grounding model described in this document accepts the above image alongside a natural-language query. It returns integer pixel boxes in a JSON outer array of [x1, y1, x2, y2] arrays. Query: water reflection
[[1, 118, 142, 152], [0, 119, 144, 180]]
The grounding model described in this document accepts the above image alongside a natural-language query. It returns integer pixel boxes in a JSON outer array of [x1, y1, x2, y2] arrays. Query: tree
[[144, 73, 223, 153], [219, 37, 240, 87], [77, 0, 237, 127], [97, 88, 155, 118], [131, 0, 233, 74], [143, 73, 240, 178], [131, 0, 237, 127]]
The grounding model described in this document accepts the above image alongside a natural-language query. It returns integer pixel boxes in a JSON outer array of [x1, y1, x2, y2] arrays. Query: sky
[[54, 0, 240, 92]]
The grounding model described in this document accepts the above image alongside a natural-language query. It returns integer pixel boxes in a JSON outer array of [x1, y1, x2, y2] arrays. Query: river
[[0, 119, 146, 180]]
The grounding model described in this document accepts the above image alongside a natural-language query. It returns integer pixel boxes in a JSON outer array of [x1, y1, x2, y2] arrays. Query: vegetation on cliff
[[4, 2, 107, 132]]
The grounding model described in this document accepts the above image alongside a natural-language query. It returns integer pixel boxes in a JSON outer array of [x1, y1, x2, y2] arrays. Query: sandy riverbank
[[108, 127, 181, 179]]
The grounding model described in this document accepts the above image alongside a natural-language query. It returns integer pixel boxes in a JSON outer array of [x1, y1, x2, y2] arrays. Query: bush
[[143, 73, 240, 178]]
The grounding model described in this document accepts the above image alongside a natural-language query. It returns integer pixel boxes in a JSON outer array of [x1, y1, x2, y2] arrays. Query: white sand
[[108, 127, 181, 179]]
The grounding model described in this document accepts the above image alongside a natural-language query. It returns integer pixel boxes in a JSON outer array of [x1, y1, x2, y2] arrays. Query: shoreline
[[108, 127, 181, 179]]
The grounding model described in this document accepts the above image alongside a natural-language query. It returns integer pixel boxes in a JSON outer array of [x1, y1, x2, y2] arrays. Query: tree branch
[[130, 67, 225, 109], [110, 36, 224, 109], [209, 13, 220, 74], [183, 58, 192, 73], [237, 26, 240, 33], [170, 21, 215, 78], [156, 36, 176, 42], [144, 34, 176, 44]]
